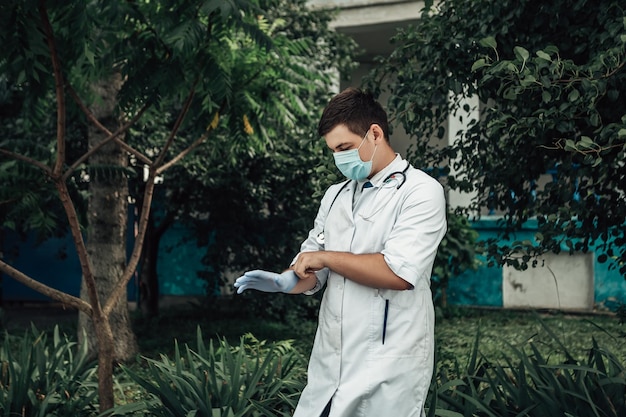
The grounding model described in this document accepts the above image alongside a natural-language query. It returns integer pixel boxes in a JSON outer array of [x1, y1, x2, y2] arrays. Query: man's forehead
[[324, 129, 359, 151], [324, 124, 357, 142]]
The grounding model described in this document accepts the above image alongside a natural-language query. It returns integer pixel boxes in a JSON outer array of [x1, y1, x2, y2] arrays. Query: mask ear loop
[[358, 129, 378, 163], [357, 129, 370, 151]]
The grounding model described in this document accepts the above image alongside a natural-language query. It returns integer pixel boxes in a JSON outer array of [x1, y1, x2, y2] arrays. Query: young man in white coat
[[235, 87, 447, 417]]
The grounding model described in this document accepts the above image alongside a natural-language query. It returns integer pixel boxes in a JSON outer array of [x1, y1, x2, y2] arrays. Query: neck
[[370, 148, 397, 178]]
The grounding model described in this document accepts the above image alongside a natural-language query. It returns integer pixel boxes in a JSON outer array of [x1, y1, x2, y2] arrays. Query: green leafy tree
[[129, 0, 358, 318], [368, 0, 626, 278], [0, 0, 352, 411]]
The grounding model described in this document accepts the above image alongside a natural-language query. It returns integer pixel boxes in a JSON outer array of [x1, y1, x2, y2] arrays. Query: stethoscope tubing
[[316, 162, 411, 244], [383, 161, 410, 190]]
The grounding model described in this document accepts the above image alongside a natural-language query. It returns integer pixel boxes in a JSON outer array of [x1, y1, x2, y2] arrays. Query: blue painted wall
[[1, 232, 82, 301], [447, 217, 626, 310], [155, 225, 207, 296], [0, 221, 207, 302]]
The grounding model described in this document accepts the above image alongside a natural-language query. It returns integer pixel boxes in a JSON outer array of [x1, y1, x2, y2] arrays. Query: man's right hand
[[234, 269, 298, 294]]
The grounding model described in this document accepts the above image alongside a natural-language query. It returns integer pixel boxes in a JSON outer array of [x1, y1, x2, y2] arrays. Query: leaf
[[568, 89, 580, 102], [503, 87, 518, 100], [514, 46, 530, 62], [479, 36, 497, 49], [471, 58, 488, 72], [542, 90, 552, 102], [536, 50, 552, 61]]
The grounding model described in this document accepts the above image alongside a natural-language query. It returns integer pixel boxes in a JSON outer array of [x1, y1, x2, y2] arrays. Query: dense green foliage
[[368, 0, 626, 276], [157, 0, 358, 301], [0, 0, 354, 238]]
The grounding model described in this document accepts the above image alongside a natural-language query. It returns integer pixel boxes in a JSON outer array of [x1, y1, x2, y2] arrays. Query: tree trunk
[[92, 309, 116, 412], [0, 228, 4, 307], [78, 75, 138, 364], [139, 213, 160, 317]]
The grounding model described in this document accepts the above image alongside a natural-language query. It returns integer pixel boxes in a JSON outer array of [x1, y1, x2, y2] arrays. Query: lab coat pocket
[[379, 287, 422, 310], [374, 289, 430, 359]]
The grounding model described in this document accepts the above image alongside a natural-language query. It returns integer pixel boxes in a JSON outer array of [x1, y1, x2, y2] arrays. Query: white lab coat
[[292, 156, 447, 417]]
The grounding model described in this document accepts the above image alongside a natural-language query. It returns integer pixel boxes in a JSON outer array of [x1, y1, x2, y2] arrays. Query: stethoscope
[[316, 162, 410, 244], [381, 161, 410, 190]]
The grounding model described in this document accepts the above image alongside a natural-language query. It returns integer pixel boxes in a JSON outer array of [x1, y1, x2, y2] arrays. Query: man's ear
[[370, 123, 384, 142]]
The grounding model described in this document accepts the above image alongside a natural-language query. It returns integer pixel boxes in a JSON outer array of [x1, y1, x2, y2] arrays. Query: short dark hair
[[317, 87, 390, 141]]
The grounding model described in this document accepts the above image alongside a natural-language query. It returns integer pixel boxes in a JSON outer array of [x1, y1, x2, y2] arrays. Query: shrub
[[109, 329, 307, 417], [0, 325, 98, 416]]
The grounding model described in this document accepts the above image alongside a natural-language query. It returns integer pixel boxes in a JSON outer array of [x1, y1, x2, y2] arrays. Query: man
[[234, 87, 447, 417]]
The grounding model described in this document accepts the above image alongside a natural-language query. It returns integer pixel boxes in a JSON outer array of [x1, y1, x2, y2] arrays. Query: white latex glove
[[234, 269, 298, 294]]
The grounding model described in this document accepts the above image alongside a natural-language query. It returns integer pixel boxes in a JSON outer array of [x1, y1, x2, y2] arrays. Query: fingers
[[234, 274, 252, 294], [234, 271, 262, 292], [293, 252, 324, 280], [233, 269, 279, 294], [243, 269, 270, 279], [294, 268, 317, 280]]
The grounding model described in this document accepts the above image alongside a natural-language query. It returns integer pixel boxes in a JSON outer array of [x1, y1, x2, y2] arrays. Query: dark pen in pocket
[[382, 299, 389, 344]]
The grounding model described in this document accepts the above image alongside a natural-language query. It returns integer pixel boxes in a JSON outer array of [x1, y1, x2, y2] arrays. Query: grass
[[130, 303, 626, 368], [3, 303, 624, 365], [434, 307, 626, 372]]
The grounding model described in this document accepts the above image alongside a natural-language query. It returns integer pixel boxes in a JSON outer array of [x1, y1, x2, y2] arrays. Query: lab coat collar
[[367, 154, 404, 188]]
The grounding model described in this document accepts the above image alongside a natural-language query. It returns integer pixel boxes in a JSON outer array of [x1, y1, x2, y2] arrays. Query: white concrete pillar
[[447, 93, 480, 212]]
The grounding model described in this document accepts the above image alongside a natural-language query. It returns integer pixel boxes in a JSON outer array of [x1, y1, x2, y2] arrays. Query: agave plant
[[109, 328, 307, 417], [433, 319, 626, 417], [0, 325, 98, 417]]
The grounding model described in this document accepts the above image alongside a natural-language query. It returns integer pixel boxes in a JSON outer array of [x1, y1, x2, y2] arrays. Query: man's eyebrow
[[333, 142, 350, 151]]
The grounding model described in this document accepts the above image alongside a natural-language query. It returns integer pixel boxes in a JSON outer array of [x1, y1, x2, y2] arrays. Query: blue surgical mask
[[333, 130, 378, 181]]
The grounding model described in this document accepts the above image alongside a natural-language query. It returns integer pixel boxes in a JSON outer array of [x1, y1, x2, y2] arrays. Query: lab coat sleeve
[[290, 182, 346, 294], [382, 175, 447, 287]]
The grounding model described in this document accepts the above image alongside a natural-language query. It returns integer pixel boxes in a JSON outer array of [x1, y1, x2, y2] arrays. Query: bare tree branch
[[65, 85, 153, 171], [157, 100, 227, 174], [0, 259, 92, 313], [153, 79, 199, 167], [156, 131, 208, 174], [39, 0, 66, 177], [103, 170, 156, 316], [54, 178, 103, 313], [0, 148, 53, 174]]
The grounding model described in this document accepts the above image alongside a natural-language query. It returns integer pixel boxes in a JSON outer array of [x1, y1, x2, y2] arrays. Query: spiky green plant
[[433, 319, 626, 416], [0, 325, 98, 416], [109, 328, 306, 417]]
